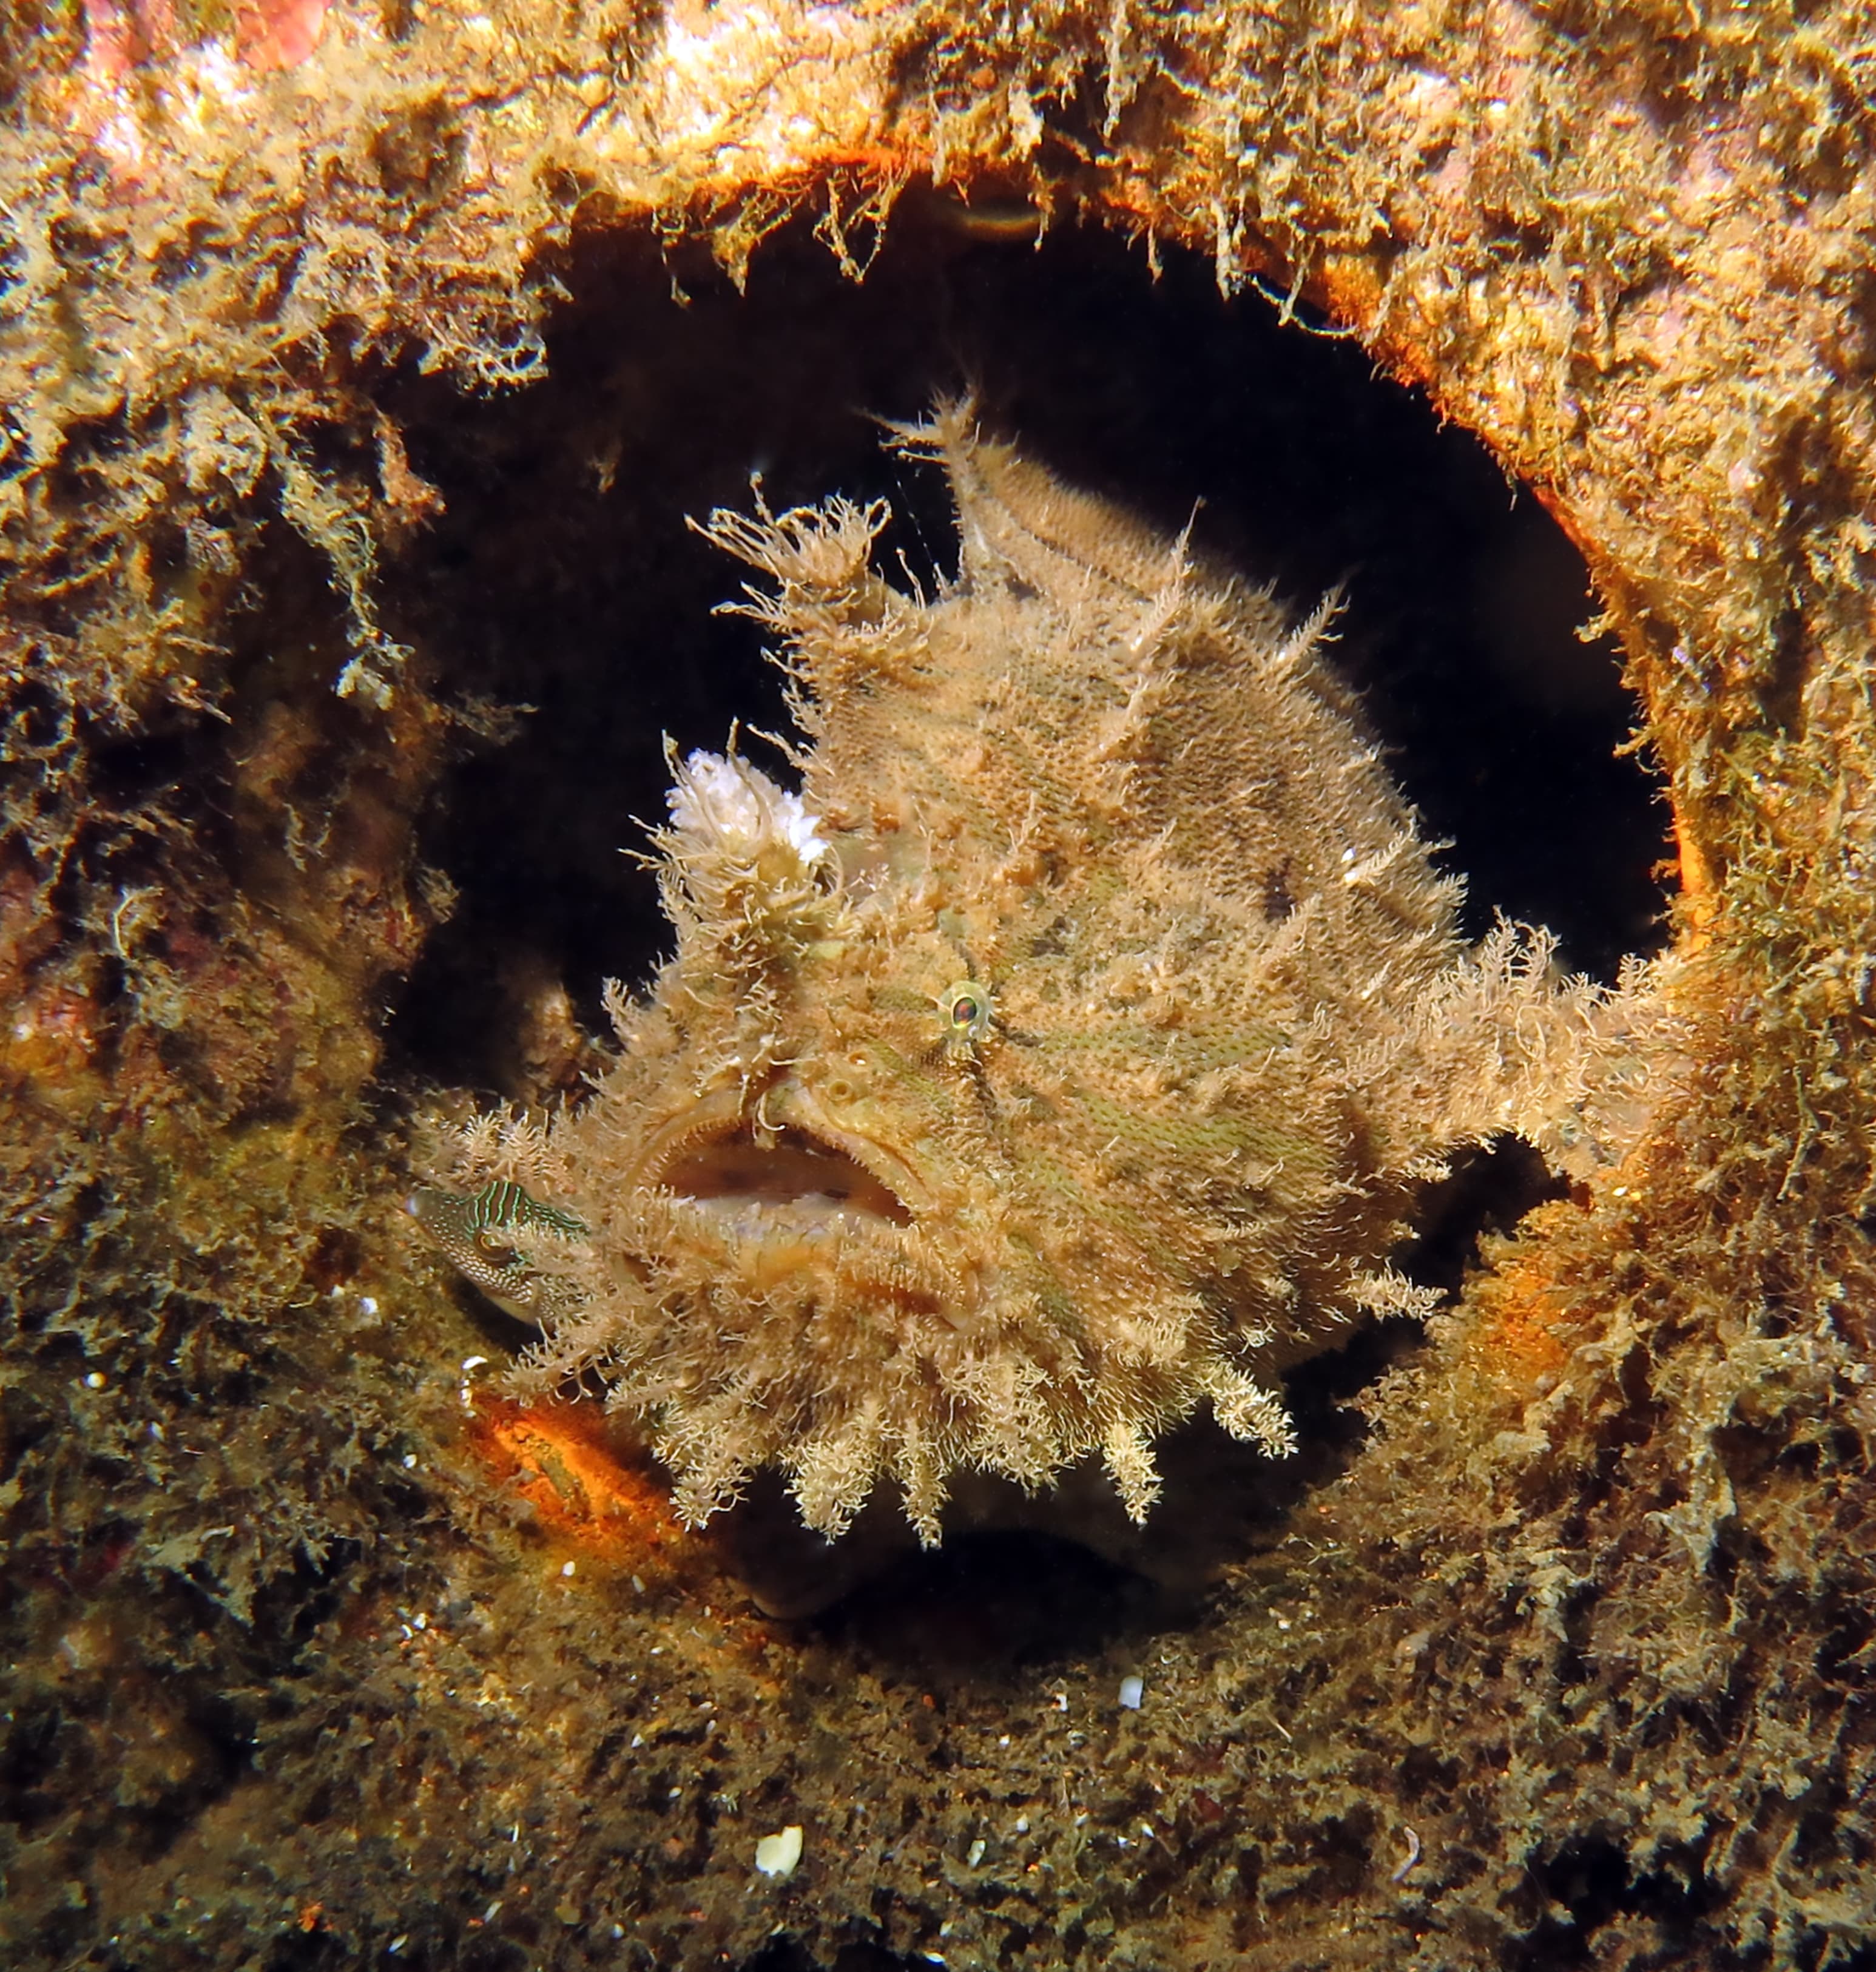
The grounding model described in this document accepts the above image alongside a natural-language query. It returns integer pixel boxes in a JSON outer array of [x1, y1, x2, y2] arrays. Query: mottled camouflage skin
[[433, 409, 1616, 1541]]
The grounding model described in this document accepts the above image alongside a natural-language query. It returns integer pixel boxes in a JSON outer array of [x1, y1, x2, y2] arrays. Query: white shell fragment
[[754, 1825, 805, 1880]]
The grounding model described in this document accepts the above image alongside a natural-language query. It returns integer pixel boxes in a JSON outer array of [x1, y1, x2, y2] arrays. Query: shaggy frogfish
[[419, 404, 1621, 1545]]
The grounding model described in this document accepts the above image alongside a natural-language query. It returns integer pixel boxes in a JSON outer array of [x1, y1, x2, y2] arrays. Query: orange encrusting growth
[[1471, 1232, 1577, 1380], [464, 1397, 700, 1584]]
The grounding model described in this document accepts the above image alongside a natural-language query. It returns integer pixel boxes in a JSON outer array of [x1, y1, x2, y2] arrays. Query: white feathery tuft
[[666, 750, 829, 867]]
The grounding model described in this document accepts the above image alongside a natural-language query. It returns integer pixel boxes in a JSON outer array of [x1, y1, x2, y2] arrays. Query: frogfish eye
[[941, 979, 994, 1044]]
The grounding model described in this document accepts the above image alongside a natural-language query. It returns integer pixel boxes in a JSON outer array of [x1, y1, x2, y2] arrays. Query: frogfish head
[[425, 406, 1625, 1547]]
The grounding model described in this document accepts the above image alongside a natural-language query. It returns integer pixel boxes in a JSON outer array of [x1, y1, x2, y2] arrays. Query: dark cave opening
[[377, 208, 1672, 1101], [368, 211, 1673, 1663]]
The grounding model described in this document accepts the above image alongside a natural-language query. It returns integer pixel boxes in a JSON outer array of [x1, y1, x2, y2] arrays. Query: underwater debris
[[426, 404, 1652, 1545]]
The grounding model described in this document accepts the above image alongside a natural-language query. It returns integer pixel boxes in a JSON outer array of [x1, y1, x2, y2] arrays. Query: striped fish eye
[[941, 979, 994, 1044]]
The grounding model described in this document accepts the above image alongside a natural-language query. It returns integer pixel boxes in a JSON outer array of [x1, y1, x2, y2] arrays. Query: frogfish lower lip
[[632, 1081, 923, 1230]]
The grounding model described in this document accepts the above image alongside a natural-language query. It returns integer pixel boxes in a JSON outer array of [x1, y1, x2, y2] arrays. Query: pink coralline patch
[[79, 0, 327, 79], [235, 0, 331, 72], [79, 0, 177, 82]]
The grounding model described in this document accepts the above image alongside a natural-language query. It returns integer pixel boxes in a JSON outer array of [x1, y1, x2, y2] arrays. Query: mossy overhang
[[10, 2, 1867, 957]]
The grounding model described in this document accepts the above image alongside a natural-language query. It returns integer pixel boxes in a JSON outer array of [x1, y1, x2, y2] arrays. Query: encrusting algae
[[419, 404, 1653, 1545]]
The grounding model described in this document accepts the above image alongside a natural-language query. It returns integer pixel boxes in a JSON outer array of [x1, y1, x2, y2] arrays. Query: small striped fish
[[407, 1180, 587, 1318]]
